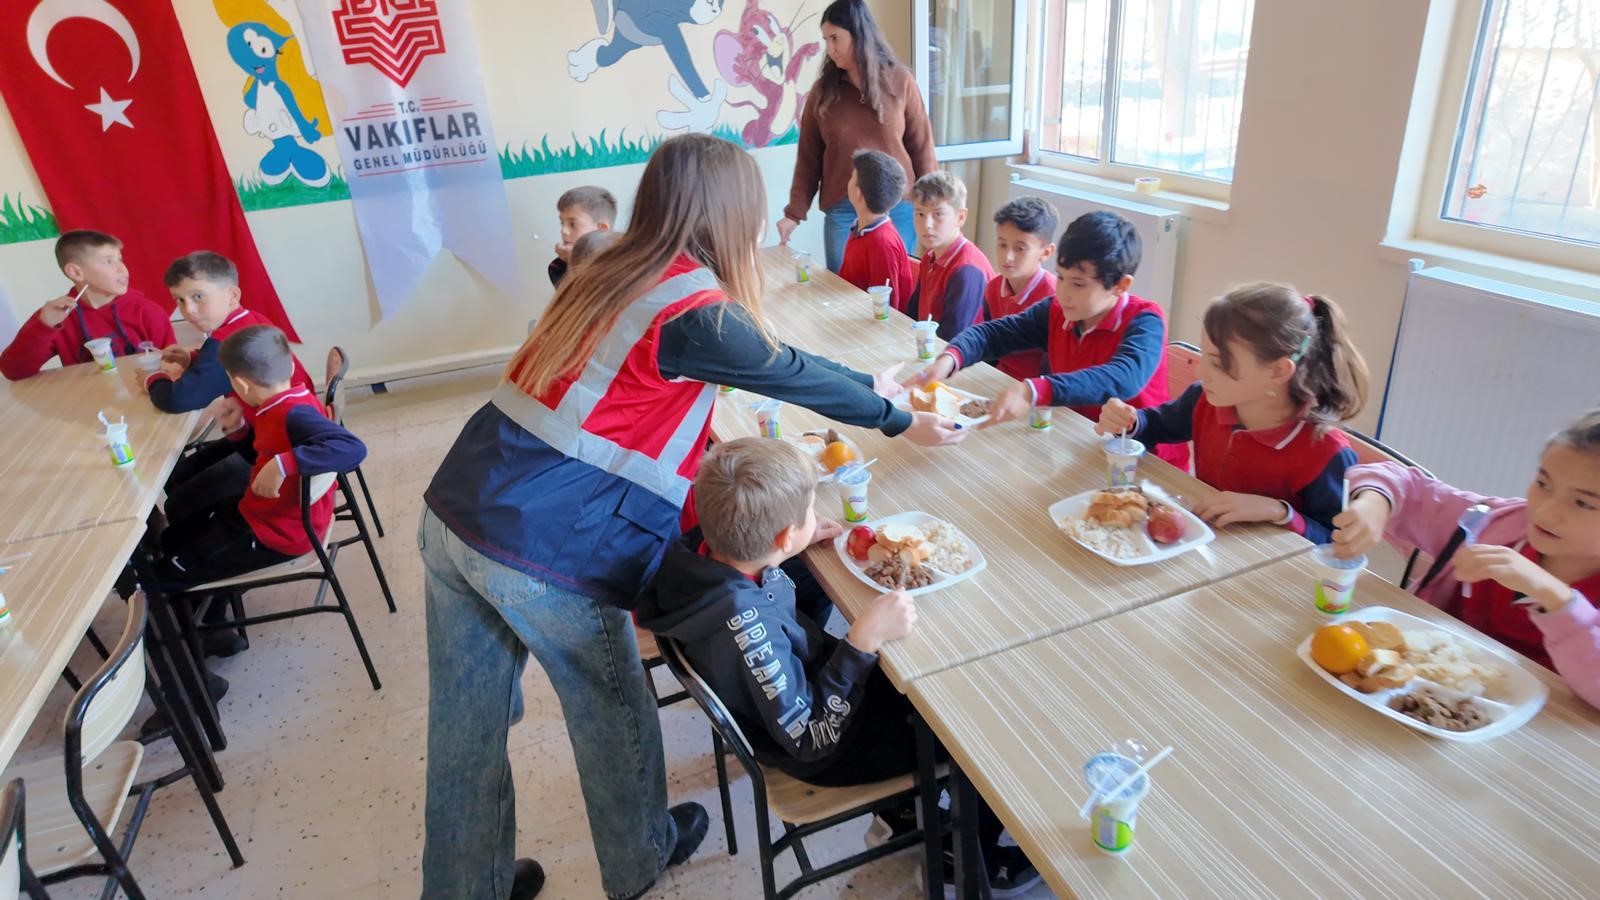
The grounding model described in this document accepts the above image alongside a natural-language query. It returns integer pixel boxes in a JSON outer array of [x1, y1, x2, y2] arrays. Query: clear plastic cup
[[1083, 752, 1153, 857], [84, 337, 116, 373], [1105, 436, 1145, 488], [135, 341, 161, 374], [1030, 406, 1053, 431], [868, 285, 892, 321], [1311, 545, 1366, 615], [837, 466, 872, 523], [912, 320, 938, 361], [102, 420, 135, 467], [754, 399, 783, 439], [793, 250, 812, 284]]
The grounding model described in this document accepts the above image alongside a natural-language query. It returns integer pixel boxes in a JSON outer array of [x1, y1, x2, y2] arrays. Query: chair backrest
[[1, 779, 22, 900], [1166, 340, 1201, 400], [65, 593, 148, 767], [656, 635, 758, 762], [1346, 429, 1434, 477], [324, 346, 351, 423]]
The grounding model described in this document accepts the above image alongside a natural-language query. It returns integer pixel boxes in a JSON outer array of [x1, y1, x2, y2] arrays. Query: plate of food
[[786, 429, 863, 482], [832, 511, 986, 596], [1048, 486, 1213, 566], [1296, 607, 1549, 742], [893, 382, 990, 427]]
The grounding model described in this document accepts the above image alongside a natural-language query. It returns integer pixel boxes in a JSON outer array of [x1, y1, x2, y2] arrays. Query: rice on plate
[[1059, 518, 1143, 561]]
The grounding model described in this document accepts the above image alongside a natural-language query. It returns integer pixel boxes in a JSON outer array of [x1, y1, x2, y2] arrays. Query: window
[[1038, 0, 1256, 190], [916, 0, 1029, 160], [1442, 0, 1600, 248]]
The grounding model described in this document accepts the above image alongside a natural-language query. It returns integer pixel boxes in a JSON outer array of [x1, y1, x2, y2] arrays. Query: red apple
[[846, 526, 877, 561], [1147, 505, 1187, 545]]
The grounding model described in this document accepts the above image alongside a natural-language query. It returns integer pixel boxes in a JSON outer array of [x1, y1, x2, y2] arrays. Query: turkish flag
[[0, 0, 301, 341]]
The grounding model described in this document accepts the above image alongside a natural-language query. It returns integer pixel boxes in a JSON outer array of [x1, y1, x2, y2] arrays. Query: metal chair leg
[[712, 730, 737, 855], [61, 666, 83, 692], [144, 668, 245, 868], [84, 626, 111, 660], [341, 475, 396, 613], [325, 569, 382, 690], [354, 465, 384, 538], [755, 800, 778, 900]]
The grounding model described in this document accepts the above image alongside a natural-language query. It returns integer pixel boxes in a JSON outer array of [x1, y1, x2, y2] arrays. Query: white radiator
[[1377, 264, 1600, 497], [1006, 176, 1182, 312]]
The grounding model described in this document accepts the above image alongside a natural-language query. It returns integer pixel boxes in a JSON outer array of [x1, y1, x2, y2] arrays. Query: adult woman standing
[[418, 134, 964, 900], [776, 0, 937, 272]]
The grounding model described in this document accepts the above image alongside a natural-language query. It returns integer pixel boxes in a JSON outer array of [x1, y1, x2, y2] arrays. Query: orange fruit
[[923, 381, 945, 393], [1310, 624, 1369, 675], [820, 441, 856, 472]]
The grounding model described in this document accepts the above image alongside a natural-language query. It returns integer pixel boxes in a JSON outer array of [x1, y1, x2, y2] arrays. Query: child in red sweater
[[837, 149, 915, 311], [0, 230, 174, 380], [905, 171, 994, 340], [983, 197, 1059, 379]]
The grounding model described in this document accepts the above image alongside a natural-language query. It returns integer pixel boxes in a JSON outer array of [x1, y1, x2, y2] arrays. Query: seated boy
[[984, 197, 1059, 380], [0, 230, 175, 380], [838, 150, 915, 311], [549, 186, 618, 287], [905, 171, 994, 341], [155, 325, 366, 592], [637, 438, 1040, 897], [921, 211, 1190, 470]]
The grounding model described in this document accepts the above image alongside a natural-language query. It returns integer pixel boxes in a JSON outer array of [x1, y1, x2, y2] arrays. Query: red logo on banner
[[333, 0, 445, 88]]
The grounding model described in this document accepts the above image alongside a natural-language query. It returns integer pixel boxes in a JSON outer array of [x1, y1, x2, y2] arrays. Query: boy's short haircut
[[54, 230, 122, 269], [911, 170, 967, 211], [570, 229, 623, 269], [557, 186, 619, 225], [850, 149, 908, 216], [220, 325, 294, 386], [1057, 210, 1141, 289], [695, 437, 817, 562], [993, 197, 1060, 244], [163, 251, 239, 289]]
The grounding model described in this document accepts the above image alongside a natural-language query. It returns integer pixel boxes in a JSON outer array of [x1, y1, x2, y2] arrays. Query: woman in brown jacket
[[775, 0, 937, 272]]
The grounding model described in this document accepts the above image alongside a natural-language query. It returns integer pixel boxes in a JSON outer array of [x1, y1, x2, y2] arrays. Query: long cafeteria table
[[755, 244, 925, 358], [908, 552, 1600, 899]]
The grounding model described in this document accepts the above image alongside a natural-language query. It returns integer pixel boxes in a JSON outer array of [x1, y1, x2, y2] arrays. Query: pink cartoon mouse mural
[[714, 0, 819, 148]]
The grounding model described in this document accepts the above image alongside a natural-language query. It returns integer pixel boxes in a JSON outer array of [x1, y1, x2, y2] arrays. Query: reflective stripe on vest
[[491, 268, 722, 507]]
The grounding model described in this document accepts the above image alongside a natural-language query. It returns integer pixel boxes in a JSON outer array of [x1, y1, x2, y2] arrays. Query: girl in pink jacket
[[1331, 409, 1600, 710]]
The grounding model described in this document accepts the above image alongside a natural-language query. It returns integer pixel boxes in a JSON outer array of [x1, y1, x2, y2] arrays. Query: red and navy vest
[[915, 236, 994, 325], [984, 268, 1055, 379], [239, 387, 334, 556], [1459, 543, 1600, 670]]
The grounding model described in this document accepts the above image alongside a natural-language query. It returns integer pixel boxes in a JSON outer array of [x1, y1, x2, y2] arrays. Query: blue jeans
[[821, 198, 918, 272], [418, 508, 675, 899]]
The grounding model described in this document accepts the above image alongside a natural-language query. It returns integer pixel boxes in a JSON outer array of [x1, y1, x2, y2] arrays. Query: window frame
[[913, 0, 1030, 161], [1027, 0, 1247, 201]]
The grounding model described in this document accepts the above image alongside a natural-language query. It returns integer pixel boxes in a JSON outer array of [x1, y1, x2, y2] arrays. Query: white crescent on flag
[[26, 0, 141, 130]]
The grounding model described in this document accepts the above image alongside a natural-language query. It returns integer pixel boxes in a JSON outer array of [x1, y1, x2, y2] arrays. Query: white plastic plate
[[1047, 489, 1214, 566], [831, 511, 987, 597], [1294, 606, 1549, 743], [784, 431, 863, 483], [892, 385, 991, 427]]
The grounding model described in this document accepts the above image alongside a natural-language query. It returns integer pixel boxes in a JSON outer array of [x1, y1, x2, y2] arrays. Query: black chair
[[657, 636, 942, 900], [1346, 429, 1434, 589], [636, 626, 735, 854], [0, 594, 244, 900], [324, 347, 385, 539], [2, 779, 50, 899], [172, 471, 391, 694]]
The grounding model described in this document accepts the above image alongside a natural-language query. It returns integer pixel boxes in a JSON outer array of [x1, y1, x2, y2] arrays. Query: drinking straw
[[1079, 745, 1173, 820]]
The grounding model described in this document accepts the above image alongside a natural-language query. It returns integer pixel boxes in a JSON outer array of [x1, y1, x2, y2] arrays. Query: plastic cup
[[754, 399, 783, 439], [837, 466, 872, 523], [102, 420, 135, 467], [1311, 545, 1366, 615], [1030, 406, 1053, 431], [1083, 753, 1153, 857], [84, 337, 116, 373], [135, 341, 161, 374], [1104, 436, 1145, 488], [912, 320, 939, 361], [868, 285, 892, 321], [793, 250, 812, 284]]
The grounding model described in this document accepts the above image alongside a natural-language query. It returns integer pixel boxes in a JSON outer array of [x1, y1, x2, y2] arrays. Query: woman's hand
[[776, 217, 799, 245], [978, 382, 1032, 429], [907, 354, 956, 390], [1192, 492, 1288, 528], [901, 411, 967, 447], [1331, 491, 1390, 559], [872, 362, 906, 400]]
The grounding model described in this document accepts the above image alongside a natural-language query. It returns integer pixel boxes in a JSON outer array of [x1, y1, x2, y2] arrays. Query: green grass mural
[[0, 126, 801, 243]]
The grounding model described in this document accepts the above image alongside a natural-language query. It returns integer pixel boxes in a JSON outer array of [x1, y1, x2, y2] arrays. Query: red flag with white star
[[0, 0, 301, 341]]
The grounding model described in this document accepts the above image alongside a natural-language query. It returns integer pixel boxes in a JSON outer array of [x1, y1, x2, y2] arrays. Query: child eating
[[1333, 409, 1600, 708]]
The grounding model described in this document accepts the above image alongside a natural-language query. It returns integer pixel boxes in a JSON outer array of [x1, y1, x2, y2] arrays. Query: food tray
[[1294, 606, 1549, 743], [831, 511, 987, 597], [784, 431, 863, 483], [1047, 489, 1214, 566], [892, 385, 991, 427]]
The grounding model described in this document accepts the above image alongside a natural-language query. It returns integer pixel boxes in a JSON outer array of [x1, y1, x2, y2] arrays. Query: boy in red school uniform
[[837, 149, 915, 311], [0, 230, 175, 381], [983, 197, 1059, 380], [548, 186, 617, 288], [905, 171, 994, 340], [918, 211, 1189, 471]]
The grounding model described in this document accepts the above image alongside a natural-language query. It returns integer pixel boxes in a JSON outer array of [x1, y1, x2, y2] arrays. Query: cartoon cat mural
[[568, 0, 731, 133], [714, 0, 819, 148], [216, 0, 332, 188]]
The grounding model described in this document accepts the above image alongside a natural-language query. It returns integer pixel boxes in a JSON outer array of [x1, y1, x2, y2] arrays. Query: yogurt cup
[[1030, 406, 1053, 431], [911, 320, 939, 361], [753, 399, 783, 439], [84, 337, 116, 373], [1104, 436, 1145, 488], [102, 419, 135, 468], [867, 285, 892, 321], [1084, 752, 1152, 857], [1311, 545, 1366, 615], [837, 466, 871, 523], [792, 250, 812, 284]]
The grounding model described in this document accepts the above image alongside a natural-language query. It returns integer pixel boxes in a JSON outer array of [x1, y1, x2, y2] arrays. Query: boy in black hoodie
[[637, 438, 1040, 897]]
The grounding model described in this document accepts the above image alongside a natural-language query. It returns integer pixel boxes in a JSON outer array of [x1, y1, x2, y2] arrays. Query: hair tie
[[1290, 333, 1312, 363], [1303, 295, 1316, 311]]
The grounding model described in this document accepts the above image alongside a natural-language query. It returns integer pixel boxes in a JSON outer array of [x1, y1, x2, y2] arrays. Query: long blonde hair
[[510, 134, 773, 397]]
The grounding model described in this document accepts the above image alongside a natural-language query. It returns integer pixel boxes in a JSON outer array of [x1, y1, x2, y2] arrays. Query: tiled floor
[[15, 365, 1055, 899]]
